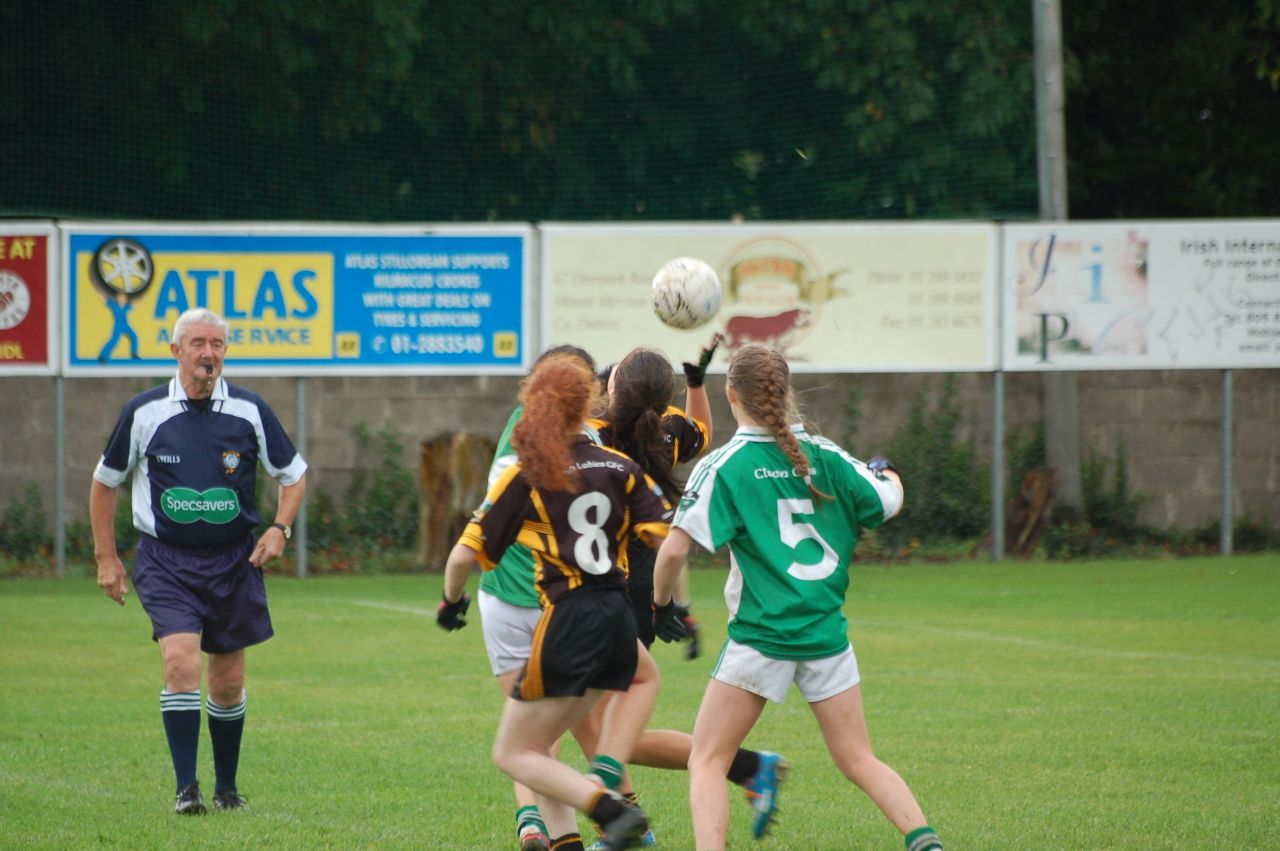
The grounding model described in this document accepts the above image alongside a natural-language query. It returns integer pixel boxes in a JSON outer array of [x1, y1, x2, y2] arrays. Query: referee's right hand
[[97, 554, 129, 606]]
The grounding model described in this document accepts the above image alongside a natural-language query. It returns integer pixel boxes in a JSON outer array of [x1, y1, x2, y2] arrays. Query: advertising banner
[[541, 223, 998, 372], [1004, 220, 1280, 370], [62, 225, 532, 376], [0, 223, 56, 375]]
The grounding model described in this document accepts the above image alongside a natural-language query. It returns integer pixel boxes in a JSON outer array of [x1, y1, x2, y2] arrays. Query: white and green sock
[[587, 755, 624, 791], [516, 804, 546, 839], [906, 825, 943, 851]]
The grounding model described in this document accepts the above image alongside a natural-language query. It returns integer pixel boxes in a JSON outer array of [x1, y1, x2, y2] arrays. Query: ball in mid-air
[[651, 257, 723, 330]]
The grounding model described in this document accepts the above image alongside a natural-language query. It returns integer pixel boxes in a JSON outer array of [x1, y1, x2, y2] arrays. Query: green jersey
[[673, 424, 903, 660], [476, 406, 600, 608]]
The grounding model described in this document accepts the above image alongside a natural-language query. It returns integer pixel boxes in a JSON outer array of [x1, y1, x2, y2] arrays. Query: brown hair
[[727, 345, 832, 502], [604, 347, 682, 499], [512, 355, 595, 492]]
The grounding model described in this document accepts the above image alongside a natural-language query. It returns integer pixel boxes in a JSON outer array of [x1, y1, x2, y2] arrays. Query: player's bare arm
[[652, 526, 693, 607], [89, 479, 128, 605]]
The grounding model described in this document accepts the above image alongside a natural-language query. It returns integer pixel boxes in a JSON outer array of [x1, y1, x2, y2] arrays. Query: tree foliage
[[1, 0, 1036, 221], [1064, 0, 1280, 217]]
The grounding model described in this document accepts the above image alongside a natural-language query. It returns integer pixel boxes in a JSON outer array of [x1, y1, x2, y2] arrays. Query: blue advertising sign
[[62, 226, 531, 375]]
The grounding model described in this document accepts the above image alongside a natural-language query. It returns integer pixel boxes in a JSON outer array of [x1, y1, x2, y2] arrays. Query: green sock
[[588, 755, 624, 791], [906, 825, 943, 851], [517, 804, 546, 838]]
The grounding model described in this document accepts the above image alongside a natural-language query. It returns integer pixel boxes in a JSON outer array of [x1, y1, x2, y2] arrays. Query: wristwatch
[[270, 522, 292, 540]]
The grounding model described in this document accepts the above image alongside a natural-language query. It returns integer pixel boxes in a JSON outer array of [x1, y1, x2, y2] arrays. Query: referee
[[90, 307, 307, 815]]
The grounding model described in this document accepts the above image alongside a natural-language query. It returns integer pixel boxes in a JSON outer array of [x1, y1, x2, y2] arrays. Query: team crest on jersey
[[222, 451, 241, 475]]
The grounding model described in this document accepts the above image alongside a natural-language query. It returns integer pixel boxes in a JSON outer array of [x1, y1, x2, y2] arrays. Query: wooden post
[[417, 431, 497, 571]]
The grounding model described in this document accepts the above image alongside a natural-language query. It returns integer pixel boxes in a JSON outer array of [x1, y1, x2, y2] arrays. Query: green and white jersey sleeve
[[477, 407, 541, 608], [673, 424, 903, 660]]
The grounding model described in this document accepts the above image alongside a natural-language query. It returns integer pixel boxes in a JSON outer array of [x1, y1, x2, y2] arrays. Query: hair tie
[[803, 473, 813, 486]]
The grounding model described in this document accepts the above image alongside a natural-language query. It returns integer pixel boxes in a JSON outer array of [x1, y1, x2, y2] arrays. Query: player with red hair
[[440, 355, 673, 851]]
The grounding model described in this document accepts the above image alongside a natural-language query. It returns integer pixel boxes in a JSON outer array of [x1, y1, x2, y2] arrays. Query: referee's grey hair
[[172, 308, 228, 346]]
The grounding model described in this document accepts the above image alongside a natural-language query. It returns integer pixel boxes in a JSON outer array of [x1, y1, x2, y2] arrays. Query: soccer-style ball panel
[[652, 257, 723, 330]]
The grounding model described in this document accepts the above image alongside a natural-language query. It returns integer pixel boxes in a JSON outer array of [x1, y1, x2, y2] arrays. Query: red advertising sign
[[0, 228, 54, 372]]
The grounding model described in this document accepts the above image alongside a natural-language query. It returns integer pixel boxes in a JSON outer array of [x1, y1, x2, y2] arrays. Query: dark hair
[[536, 344, 595, 374], [604, 348, 682, 499], [512, 355, 595, 492], [727, 345, 831, 503]]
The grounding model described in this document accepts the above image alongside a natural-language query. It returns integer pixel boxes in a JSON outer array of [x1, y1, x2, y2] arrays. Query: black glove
[[676, 603, 701, 660], [436, 593, 471, 631], [653, 597, 688, 643], [868, 456, 900, 478], [681, 333, 725, 389]]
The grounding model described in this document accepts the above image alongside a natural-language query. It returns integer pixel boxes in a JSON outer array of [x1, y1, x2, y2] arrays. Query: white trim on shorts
[[711, 639, 860, 704], [477, 589, 543, 677]]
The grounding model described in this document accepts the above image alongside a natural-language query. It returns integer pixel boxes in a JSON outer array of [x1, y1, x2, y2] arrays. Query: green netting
[[1, 0, 1037, 223]]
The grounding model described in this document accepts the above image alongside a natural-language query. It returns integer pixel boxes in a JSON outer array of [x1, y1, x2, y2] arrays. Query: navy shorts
[[131, 534, 274, 655], [513, 585, 637, 700]]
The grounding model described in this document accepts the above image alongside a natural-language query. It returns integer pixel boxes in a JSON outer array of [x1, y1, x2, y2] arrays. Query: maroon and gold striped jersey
[[457, 436, 673, 606], [588, 404, 710, 470]]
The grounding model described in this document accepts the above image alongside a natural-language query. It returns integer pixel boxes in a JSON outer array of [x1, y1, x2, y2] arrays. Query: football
[[651, 257, 723, 330]]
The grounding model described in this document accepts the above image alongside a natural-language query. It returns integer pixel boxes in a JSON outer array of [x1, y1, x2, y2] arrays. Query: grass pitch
[[1, 554, 1277, 849]]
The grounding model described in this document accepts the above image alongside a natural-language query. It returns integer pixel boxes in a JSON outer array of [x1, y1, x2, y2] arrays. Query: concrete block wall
[[4, 369, 1277, 540]]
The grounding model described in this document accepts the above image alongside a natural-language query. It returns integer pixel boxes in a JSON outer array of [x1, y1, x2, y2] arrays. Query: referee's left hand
[[250, 525, 287, 567]]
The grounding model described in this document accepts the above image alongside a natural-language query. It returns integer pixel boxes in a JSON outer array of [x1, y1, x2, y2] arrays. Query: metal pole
[[991, 370, 1005, 561], [1033, 0, 1068, 221], [54, 376, 66, 576], [1220, 369, 1233, 556], [296, 377, 309, 578]]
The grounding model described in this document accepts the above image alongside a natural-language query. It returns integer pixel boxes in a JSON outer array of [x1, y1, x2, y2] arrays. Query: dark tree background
[[1, 0, 1276, 222]]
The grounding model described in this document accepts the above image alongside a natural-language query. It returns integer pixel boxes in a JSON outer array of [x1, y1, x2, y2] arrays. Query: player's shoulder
[[224, 382, 267, 406], [117, 383, 170, 418]]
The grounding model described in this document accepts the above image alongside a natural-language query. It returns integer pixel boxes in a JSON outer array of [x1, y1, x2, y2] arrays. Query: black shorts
[[626, 541, 657, 648], [132, 534, 274, 655], [513, 585, 637, 700]]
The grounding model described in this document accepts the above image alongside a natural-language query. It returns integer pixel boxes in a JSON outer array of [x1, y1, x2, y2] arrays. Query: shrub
[[0, 483, 51, 559], [882, 375, 990, 549]]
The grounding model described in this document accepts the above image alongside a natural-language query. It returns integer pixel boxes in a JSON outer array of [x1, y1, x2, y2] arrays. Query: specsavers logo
[[161, 488, 241, 524]]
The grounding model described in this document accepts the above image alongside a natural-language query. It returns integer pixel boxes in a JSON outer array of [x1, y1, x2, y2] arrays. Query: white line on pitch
[[854, 620, 1280, 669]]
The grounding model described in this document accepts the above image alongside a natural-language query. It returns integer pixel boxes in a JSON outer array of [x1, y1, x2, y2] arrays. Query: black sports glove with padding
[[653, 597, 689, 643], [436, 593, 472, 631], [676, 603, 701, 660], [681, 333, 725, 389]]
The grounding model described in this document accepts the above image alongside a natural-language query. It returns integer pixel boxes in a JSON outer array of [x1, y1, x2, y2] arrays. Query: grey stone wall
[[4, 368, 1277, 539]]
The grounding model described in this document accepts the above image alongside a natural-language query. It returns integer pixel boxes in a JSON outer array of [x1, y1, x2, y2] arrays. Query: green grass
[[2, 554, 1278, 849]]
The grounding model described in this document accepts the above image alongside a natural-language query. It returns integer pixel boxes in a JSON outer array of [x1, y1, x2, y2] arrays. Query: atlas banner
[[62, 225, 532, 376], [1004, 220, 1280, 370], [540, 223, 998, 373], [0, 223, 56, 375]]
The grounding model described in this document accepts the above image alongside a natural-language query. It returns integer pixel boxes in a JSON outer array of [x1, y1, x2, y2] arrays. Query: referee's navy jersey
[[94, 375, 307, 551], [459, 436, 672, 607]]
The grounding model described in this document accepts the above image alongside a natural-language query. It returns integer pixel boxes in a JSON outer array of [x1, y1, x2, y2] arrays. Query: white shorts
[[478, 590, 543, 677], [711, 639, 860, 704]]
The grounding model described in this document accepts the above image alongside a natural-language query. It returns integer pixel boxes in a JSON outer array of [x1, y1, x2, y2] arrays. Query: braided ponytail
[[727, 345, 832, 503]]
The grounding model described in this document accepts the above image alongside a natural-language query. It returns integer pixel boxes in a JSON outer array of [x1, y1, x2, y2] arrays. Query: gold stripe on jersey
[[520, 603, 553, 700], [528, 489, 560, 562], [633, 520, 669, 545], [458, 522, 498, 571]]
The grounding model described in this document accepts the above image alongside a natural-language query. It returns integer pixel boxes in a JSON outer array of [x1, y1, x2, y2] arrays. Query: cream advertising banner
[[1003, 220, 1280, 370], [540, 223, 998, 372]]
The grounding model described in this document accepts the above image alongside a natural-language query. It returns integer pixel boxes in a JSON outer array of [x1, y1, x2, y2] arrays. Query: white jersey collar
[[734, 423, 808, 439]]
